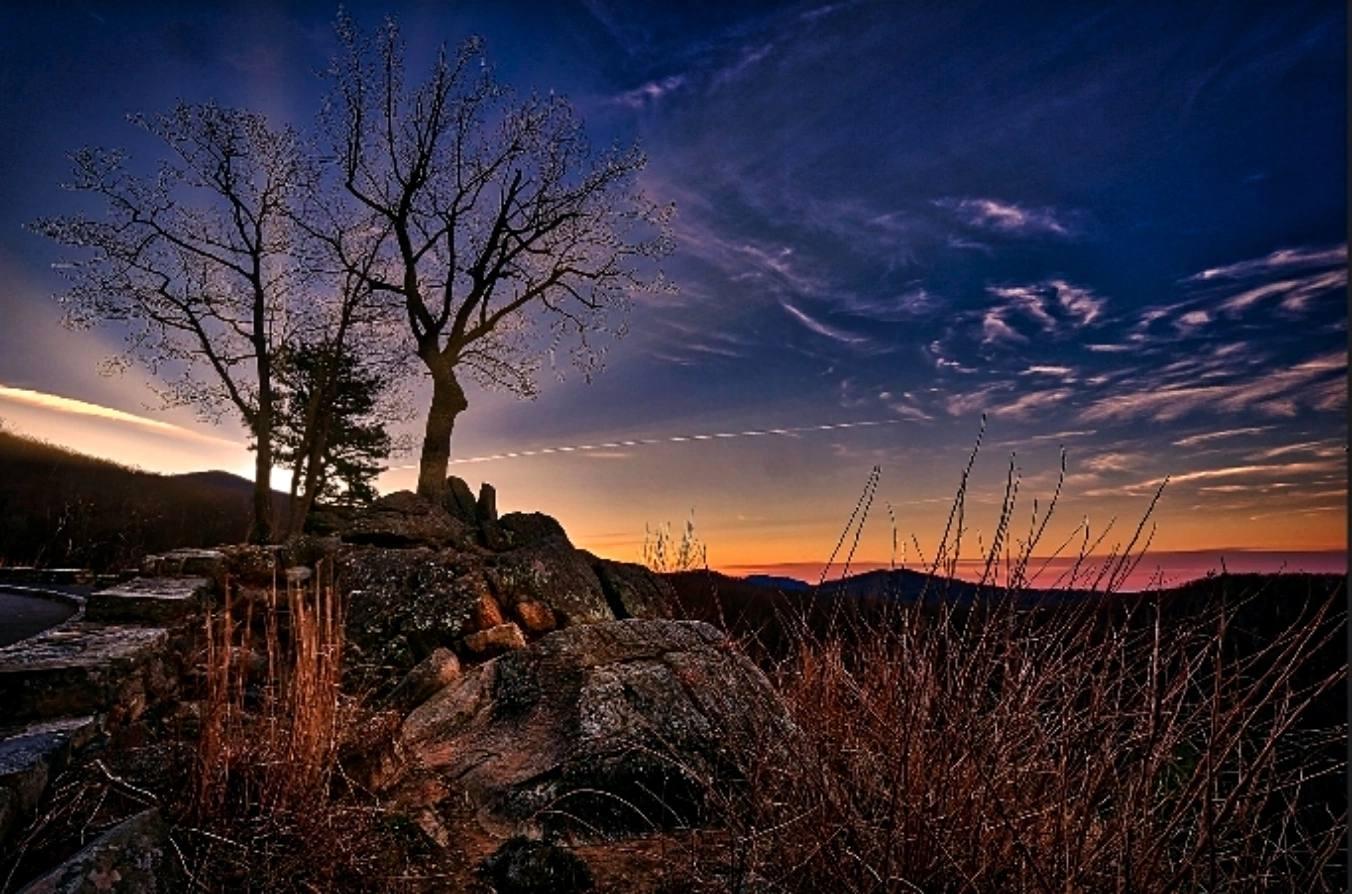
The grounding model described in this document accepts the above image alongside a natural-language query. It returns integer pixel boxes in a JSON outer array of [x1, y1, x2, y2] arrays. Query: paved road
[[0, 589, 79, 647]]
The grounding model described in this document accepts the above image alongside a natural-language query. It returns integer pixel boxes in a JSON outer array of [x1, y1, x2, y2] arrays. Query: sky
[[0, 1, 1346, 588]]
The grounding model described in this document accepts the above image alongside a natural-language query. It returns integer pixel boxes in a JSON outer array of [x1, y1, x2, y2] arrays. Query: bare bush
[[189, 571, 420, 890], [671, 445, 1346, 893], [685, 587, 1344, 893]]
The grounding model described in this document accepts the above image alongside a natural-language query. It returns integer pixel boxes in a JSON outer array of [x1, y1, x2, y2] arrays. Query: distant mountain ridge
[[0, 429, 288, 570], [742, 573, 811, 591]]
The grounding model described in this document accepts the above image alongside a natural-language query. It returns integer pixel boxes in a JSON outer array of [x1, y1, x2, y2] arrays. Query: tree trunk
[[249, 343, 275, 543], [250, 412, 274, 544], [416, 360, 468, 501], [285, 364, 332, 539], [292, 418, 331, 536]]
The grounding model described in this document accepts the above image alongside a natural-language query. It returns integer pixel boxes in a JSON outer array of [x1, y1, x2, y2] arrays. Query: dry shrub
[[690, 589, 1345, 893], [644, 514, 708, 573], [677, 443, 1346, 892], [188, 568, 423, 891], [197, 578, 343, 816]]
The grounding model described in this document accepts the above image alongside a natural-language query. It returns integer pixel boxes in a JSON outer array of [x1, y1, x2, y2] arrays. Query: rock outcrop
[[333, 498, 677, 690], [0, 485, 788, 891], [17, 808, 172, 893], [498, 512, 570, 548], [393, 619, 793, 838], [588, 556, 679, 620], [338, 546, 498, 682], [479, 836, 594, 894], [485, 540, 615, 628], [341, 491, 476, 550]]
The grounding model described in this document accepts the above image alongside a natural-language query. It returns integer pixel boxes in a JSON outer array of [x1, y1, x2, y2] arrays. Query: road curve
[[0, 588, 80, 647]]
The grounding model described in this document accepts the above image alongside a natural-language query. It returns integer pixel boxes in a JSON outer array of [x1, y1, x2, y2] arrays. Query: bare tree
[[324, 13, 672, 501], [32, 103, 305, 542]]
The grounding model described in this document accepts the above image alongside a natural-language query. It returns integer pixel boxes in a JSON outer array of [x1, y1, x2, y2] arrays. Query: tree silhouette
[[33, 103, 306, 542], [275, 340, 393, 518], [322, 13, 672, 501]]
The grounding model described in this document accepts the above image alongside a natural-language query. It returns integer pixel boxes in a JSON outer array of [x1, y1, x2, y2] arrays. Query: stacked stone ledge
[[0, 547, 233, 883]]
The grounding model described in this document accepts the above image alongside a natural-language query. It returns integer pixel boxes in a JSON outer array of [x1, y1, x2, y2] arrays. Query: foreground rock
[[394, 619, 793, 838], [588, 557, 678, 620], [341, 491, 477, 550], [0, 623, 175, 725], [18, 808, 171, 893], [338, 547, 499, 681], [485, 540, 615, 628], [479, 836, 593, 893]]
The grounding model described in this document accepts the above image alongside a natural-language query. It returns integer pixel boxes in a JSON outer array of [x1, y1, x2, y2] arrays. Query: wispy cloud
[[1172, 425, 1274, 448], [840, 287, 939, 322], [612, 74, 688, 108], [1083, 451, 1146, 473], [1022, 364, 1075, 378], [1085, 459, 1343, 497], [780, 300, 869, 346], [711, 42, 774, 88], [980, 309, 1027, 345], [1245, 439, 1345, 461], [1175, 309, 1211, 331], [927, 340, 978, 374], [0, 384, 230, 443], [1216, 268, 1347, 315], [989, 285, 1058, 332], [936, 197, 1073, 237], [888, 401, 933, 422], [1081, 350, 1344, 424], [945, 383, 1012, 417], [990, 387, 1072, 420], [980, 279, 1106, 346], [1189, 244, 1347, 281]]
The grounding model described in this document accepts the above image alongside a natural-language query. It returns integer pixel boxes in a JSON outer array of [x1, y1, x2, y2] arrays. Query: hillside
[[0, 429, 289, 570]]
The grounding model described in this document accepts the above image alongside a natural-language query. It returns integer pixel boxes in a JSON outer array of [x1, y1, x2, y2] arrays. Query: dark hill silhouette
[[0, 429, 289, 570], [681, 567, 1344, 661], [742, 573, 810, 591], [679, 567, 1345, 832]]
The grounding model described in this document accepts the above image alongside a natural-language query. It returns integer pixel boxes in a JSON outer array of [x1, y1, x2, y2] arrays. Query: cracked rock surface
[[393, 619, 793, 838]]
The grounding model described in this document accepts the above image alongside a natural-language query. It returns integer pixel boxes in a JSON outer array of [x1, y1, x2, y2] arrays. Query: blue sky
[[0, 1, 1345, 581]]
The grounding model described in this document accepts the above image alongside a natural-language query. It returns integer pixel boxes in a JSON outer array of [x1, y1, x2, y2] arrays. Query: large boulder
[[498, 512, 570, 548], [394, 620, 794, 838], [338, 547, 497, 685], [589, 558, 678, 620], [485, 541, 614, 628], [342, 492, 476, 550], [444, 477, 480, 526], [18, 808, 172, 893]]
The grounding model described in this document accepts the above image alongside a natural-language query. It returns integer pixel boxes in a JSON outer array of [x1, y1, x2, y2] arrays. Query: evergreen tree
[[276, 342, 392, 525]]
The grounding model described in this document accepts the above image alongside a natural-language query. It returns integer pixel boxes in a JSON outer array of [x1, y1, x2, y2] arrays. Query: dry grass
[[685, 591, 1344, 893], [671, 439, 1346, 893], [643, 514, 708, 573], [196, 572, 345, 819], [186, 567, 425, 891]]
